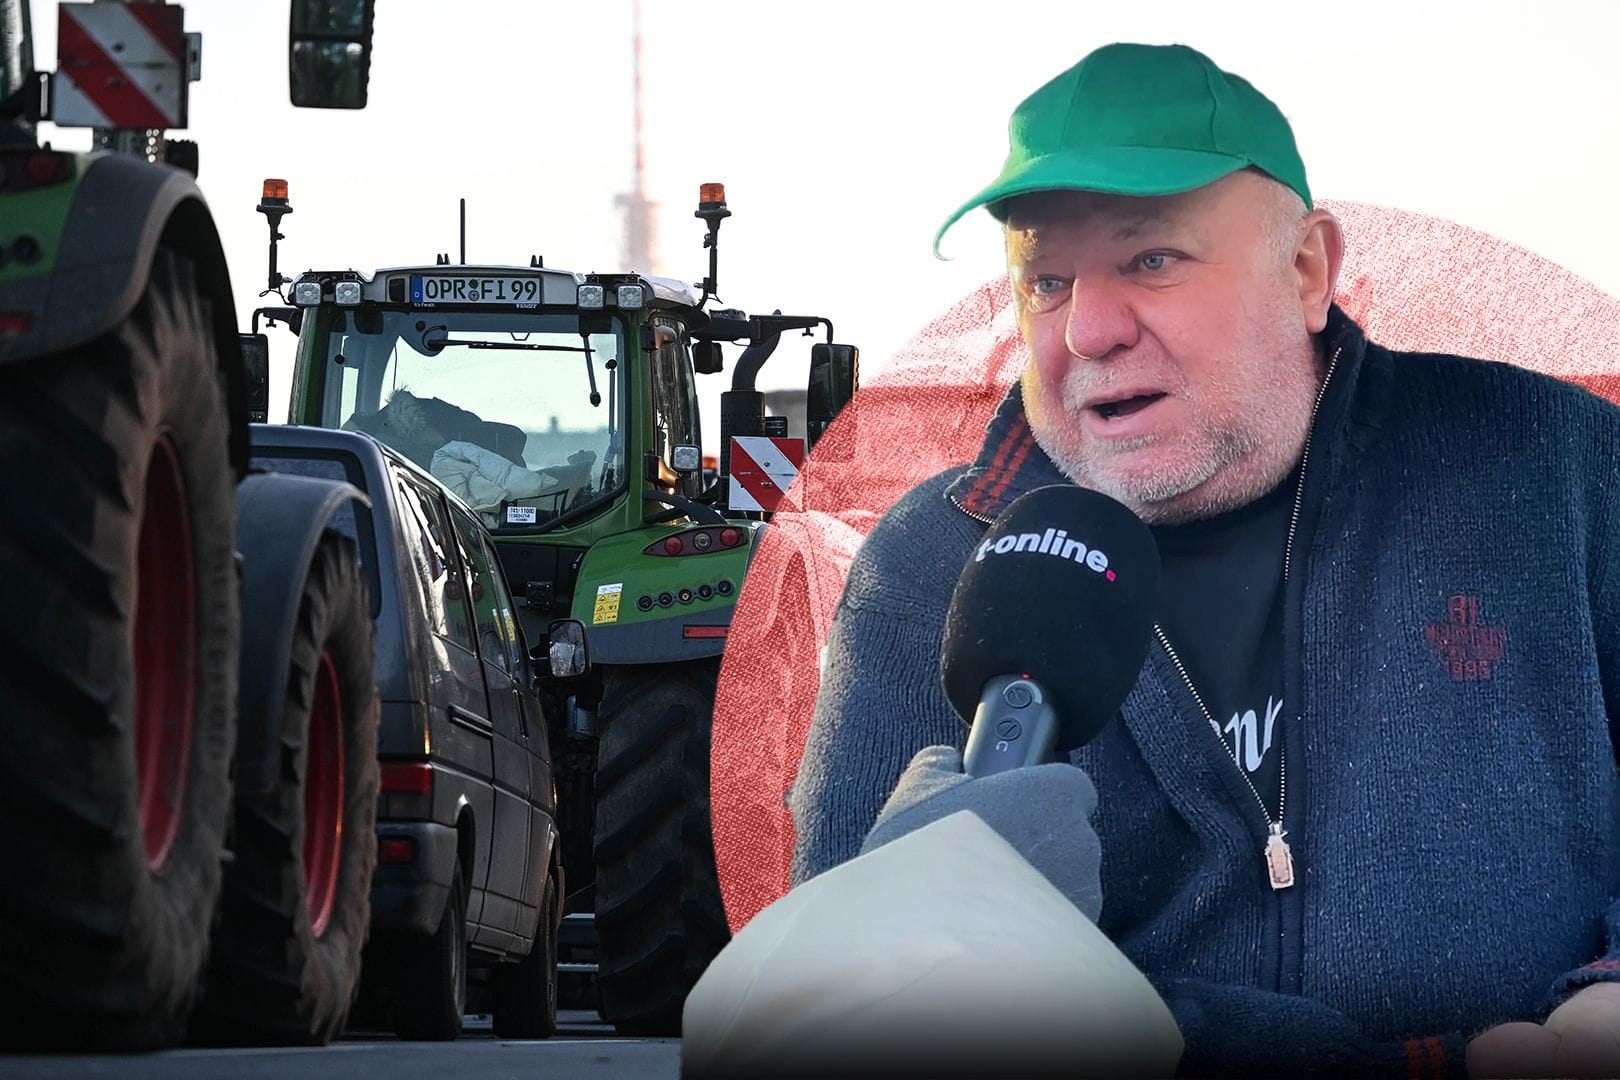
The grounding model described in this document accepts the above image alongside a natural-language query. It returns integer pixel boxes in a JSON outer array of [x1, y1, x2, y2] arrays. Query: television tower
[[616, 0, 657, 275]]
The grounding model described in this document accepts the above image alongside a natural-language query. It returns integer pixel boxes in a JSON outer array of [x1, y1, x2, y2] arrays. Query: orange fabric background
[[711, 202, 1620, 933]]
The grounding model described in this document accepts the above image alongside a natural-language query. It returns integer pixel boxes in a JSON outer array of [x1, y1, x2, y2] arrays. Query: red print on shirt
[[1426, 593, 1507, 682]]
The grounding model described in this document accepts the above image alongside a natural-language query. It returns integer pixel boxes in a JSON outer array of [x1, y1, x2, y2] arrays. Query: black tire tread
[[592, 660, 730, 1036], [491, 873, 559, 1039], [0, 252, 240, 1051], [391, 861, 467, 1040], [194, 534, 380, 1046]]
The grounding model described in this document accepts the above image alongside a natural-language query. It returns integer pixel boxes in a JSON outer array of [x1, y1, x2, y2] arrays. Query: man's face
[[1006, 171, 1325, 524]]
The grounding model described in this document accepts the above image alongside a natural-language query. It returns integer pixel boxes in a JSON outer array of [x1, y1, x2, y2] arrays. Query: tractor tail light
[[645, 527, 746, 557], [26, 152, 71, 185]]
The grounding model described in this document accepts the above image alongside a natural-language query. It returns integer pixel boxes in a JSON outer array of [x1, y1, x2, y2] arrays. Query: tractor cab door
[[647, 315, 703, 502]]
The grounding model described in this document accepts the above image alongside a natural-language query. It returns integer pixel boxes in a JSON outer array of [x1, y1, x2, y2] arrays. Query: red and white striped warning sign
[[54, 2, 189, 130], [729, 436, 805, 513]]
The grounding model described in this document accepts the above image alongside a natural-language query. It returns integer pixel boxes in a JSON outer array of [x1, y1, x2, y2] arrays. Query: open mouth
[[1094, 393, 1167, 420]]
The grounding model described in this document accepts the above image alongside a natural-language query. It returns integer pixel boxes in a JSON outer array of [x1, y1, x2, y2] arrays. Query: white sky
[[29, 0, 1620, 451]]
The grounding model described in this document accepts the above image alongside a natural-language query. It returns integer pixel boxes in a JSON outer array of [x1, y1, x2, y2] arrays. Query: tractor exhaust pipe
[[717, 332, 780, 510]]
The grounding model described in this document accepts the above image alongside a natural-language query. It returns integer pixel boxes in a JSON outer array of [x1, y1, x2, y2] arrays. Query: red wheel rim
[[133, 433, 197, 873], [304, 650, 345, 936]]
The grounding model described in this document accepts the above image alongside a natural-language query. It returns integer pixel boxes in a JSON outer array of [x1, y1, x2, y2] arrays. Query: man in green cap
[[791, 42, 1620, 1077]]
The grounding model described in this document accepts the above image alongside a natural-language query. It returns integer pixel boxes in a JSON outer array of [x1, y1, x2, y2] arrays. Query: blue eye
[[1138, 253, 1169, 271], [1023, 276, 1070, 310]]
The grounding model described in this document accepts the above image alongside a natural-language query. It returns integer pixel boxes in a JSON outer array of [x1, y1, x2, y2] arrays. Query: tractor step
[[557, 912, 601, 1013]]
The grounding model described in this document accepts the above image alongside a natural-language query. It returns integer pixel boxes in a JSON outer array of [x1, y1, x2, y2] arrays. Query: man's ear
[[1296, 210, 1344, 334]]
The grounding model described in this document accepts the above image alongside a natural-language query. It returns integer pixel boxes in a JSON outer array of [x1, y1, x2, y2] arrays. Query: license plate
[[408, 274, 543, 306]]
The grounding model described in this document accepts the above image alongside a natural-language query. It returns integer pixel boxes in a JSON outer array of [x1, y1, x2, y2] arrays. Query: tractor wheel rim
[[133, 433, 197, 874], [304, 650, 345, 936]]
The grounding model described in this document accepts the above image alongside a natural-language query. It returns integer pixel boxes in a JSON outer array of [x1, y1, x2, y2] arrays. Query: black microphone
[[940, 485, 1161, 776]]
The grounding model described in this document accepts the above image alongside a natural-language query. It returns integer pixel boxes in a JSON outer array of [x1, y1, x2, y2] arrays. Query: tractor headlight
[[616, 284, 645, 310], [672, 445, 701, 472], [577, 284, 605, 310], [292, 281, 322, 306], [334, 281, 362, 306]]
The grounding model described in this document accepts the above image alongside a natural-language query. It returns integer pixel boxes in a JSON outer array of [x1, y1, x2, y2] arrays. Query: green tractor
[[265, 183, 859, 1032]]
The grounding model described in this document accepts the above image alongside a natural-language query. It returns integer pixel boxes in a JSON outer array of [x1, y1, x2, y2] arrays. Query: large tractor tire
[[593, 660, 730, 1035], [0, 252, 239, 1050], [195, 533, 380, 1044]]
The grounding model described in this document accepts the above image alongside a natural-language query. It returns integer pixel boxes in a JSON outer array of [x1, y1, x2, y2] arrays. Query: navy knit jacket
[[789, 306, 1620, 1078]]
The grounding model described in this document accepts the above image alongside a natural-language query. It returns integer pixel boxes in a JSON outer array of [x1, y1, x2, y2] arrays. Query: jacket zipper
[[955, 502, 995, 526], [1153, 625, 1294, 887], [1159, 625, 1296, 887], [948, 344, 1343, 889], [1152, 345, 1342, 891]]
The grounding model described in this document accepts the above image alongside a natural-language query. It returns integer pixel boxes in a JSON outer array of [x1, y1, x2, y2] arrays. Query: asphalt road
[[0, 1012, 681, 1080]]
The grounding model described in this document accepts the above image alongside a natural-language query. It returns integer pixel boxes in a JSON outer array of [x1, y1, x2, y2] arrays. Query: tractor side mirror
[[545, 619, 591, 679], [289, 0, 374, 109], [806, 343, 859, 447], [239, 333, 271, 423], [693, 340, 724, 375], [253, 305, 303, 335]]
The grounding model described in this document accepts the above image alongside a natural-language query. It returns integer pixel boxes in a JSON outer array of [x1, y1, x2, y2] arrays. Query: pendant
[[1265, 823, 1295, 890]]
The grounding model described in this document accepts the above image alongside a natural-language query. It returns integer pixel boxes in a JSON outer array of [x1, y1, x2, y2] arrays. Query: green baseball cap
[[935, 43, 1312, 255]]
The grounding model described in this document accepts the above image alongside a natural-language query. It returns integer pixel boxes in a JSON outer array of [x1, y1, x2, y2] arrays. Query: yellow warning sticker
[[593, 583, 624, 625]]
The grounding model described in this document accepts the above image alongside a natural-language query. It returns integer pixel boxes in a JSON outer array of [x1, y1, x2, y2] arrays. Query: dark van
[[249, 424, 560, 1040]]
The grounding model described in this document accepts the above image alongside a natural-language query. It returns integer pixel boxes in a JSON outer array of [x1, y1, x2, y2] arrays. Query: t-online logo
[[974, 527, 1115, 580]]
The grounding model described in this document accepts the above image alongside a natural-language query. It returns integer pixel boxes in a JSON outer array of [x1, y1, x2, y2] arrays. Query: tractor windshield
[[312, 307, 627, 532]]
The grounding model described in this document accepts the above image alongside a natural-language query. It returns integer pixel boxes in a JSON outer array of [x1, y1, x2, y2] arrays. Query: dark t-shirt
[[1150, 472, 1296, 817]]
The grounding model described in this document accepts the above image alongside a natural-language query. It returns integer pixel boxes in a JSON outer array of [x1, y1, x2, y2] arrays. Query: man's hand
[[1468, 983, 1620, 1078], [860, 744, 1104, 921]]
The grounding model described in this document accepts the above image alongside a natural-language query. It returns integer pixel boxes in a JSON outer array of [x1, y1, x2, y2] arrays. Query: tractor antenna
[[615, 0, 657, 275], [460, 198, 467, 265]]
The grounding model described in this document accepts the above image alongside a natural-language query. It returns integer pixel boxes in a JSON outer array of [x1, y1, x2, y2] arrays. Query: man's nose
[[1064, 279, 1138, 362]]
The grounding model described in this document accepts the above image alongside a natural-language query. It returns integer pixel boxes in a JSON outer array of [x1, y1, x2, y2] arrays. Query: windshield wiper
[[440, 339, 591, 353], [581, 335, 601, 407]]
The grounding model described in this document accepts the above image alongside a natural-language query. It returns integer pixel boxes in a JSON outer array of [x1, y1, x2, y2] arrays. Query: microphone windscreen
[[940, 485, 1161, 752]]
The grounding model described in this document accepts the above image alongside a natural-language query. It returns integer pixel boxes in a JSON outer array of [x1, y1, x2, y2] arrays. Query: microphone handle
[[961, 674, 1062, 777]]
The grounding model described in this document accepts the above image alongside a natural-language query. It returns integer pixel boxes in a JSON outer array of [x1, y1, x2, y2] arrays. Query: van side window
[[395, 474, 477, 655], [449, 508, 513, 674], [479, 532, 530, 677]]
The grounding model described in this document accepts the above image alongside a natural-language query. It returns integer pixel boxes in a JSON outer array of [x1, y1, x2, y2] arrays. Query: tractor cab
[[287, 264, 663, 535], [267, 181, 860, 654]]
